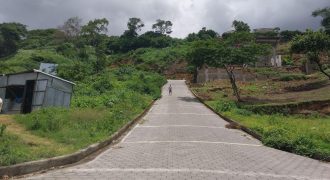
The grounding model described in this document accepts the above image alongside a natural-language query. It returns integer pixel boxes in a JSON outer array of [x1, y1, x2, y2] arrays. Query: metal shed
[[0, 69, 75, 114]]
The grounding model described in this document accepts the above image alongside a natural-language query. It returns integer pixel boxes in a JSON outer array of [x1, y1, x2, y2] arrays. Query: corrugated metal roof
[[1, 69, 76, 85]]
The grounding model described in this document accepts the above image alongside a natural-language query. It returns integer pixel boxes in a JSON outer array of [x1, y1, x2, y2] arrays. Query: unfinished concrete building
[[254, 28, 282, 67]]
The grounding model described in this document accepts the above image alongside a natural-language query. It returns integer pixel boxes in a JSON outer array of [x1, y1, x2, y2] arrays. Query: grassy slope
[[192, 79, 330, 160], [0, 49, 166, 166], [0, 116, 74, 166], [110, 43, 191, 72], [0, 49, 72, 74]]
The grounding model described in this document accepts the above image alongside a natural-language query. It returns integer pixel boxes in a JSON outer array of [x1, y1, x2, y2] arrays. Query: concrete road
[[28, 80, 330, 180]]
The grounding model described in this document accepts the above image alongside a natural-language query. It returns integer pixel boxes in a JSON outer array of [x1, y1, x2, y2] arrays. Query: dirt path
[[0, 115, 69, 150]]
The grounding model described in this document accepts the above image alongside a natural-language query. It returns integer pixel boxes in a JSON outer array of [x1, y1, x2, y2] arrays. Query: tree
[[20, 29, 59, 49], [280, 30, 303, 42], [186, 28, 218, 41], [81, 18, 109, 73], [232, 20, 250, 32], [219, 32, 270, 101], [198, 27, 218, 39], [118, 18, 145, 52], [81, 18, 109, 47], [0, 22, 27, 57], [152, 19, 173, 35], [312, 7, 330, 34], [291, 30, 330, 79], [189, 32, 270, 101], [123, 17, 144, 37], [59, 17, 82, 39], [188, 40, 220, 82]]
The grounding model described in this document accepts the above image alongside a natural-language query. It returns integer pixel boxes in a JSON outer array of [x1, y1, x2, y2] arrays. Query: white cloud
[[0, 0, 329, 38]]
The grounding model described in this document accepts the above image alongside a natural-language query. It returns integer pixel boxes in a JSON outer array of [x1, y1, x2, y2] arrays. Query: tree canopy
[[123, 17, 144, 37], [0, 22, 27, 57], [189, 32, 270, 101], [59, 16, 82, 39], [232, 20, 250, 32], [280, 30, 303, 42], [152, 19, 173, 34], [186, 27, 219, 41], [312, 7, 330, 34], [291, 30, 330, 79]]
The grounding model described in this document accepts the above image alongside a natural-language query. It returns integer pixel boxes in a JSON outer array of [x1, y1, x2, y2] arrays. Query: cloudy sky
[[0, 0, 329, 38]]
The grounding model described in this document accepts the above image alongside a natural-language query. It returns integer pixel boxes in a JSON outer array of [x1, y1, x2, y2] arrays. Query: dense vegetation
[[0, 68, 165, 166], [0, 17, 171, 166]]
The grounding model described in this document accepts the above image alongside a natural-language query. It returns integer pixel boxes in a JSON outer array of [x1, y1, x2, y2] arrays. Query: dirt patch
[[0, 115, 63, 147], [225, 123, 241, 129], [197, 77, 330, 114], [196, 93, 213, 101], [284, 80, 330, 92]]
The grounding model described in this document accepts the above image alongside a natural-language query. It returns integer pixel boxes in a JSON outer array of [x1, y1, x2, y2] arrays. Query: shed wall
[[7, 73, 37, 86], [0, 72, 74, 114]]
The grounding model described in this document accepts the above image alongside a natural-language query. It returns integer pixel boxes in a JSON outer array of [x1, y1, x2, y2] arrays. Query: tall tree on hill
[[81, 18, 109, 73], [81, 18, 109, 47], [186, 27, 218, 41], [232, 20, 250, 32], [188, 40, 220, 82], [312, 7, 330, 34], [291, 30, 330, 79], [198, 27, 218, 39], [59, 17, 82, 40], [0, 22, 27, 57], [152, 19, 173, 35], [123, 17, 144, 37]]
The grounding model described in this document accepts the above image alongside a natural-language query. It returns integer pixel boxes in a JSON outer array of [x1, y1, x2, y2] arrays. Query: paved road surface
[[28, 80, 330, 180]]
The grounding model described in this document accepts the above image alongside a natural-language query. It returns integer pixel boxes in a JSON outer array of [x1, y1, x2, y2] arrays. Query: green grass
[[0, 125, 74, 166], [15, 107, 141, 150], [0, 49, 72, 74]]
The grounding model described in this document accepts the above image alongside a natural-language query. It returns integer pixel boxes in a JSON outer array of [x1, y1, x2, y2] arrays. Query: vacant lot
[[191, 72, 330, 160]]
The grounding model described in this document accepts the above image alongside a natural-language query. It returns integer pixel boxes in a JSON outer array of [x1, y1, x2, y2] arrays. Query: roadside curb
[[186, 82, 262, 141], [0, 100, 157, 178]]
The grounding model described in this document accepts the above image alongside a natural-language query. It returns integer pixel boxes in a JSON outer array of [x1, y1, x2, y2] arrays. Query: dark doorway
[[22, 80, 36, 114], [5, 85, 25, 113]]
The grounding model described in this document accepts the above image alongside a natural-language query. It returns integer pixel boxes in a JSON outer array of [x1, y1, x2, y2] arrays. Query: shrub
[[214, 101, 236, 112], [234, 108, 253, 116], [282, 55, 294, 66], [0, 124, 6, 137], [262, 127, 293, 152], [17, 108, 68, 132], [279, 74, 307, 81], [262, 127, 316, 157], [291, 135, 316, 157]]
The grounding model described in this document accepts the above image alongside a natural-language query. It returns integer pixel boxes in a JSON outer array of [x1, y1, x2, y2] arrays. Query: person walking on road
[[168, 84, 172, 95], [0, 97, 3, 113]]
